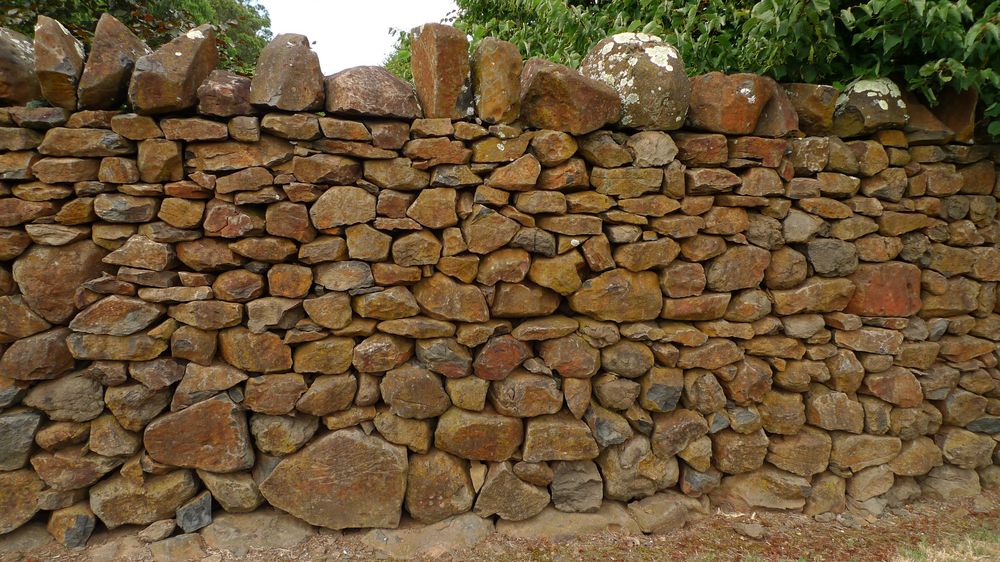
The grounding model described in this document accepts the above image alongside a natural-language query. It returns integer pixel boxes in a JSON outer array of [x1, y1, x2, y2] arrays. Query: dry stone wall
[[1, 16, 999, 548]]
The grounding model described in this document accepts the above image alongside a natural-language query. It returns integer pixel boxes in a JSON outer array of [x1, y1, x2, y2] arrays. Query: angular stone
[[520, 58, 620, 135], [474, 461, 549, 521], [0, 28, 41, 105], [143, 396, 253, 472], [705, 245, 769, 292], [381, 364, 449, 419], [569, 269, 661, 322], [581, 33, 690, 130], [0, 328, 73, 381], [259, 428, 407, 530], [249, 413, 317, 455], [472, 37, 521, 124], [33, 16, 85, 110], [435, 407, 523, 462], [413, 273, 489, 322], [128, 25, 218, 114], [766, 426, 831, 477], [405, 449, 474, 524], [310, 185, 375, 229], [77, 14, 150, 109], [197, 70, 252, 117], [324, 66, 420, 119], [830, 434, 902, 472], [771, 278, 856, 315], [687, 73, 771, 134], [523, 411, 600, 462], [711, 466, 810, 511], [187, 135, 292, 172], [89, 470, 198, 529], [0, 469, 44, 534], [0, 410, 42, 470], [47, 502, 95, 548], [218, 327, 292, 374], [411, 23, 472, 119], [249, 34, 324, 111], [70, 295, 163, 336], [197, 471, 263, 513]]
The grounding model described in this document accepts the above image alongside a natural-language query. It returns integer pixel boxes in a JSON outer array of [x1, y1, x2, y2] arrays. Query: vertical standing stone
[[33, 16, 85, 110], [249, 34, 325, 111], [128, 25, 218, 114], [78, 13, 151, 109], [471, 38, 521, 124], [0, 27, 42, 104], [410, 23, 473, 119]]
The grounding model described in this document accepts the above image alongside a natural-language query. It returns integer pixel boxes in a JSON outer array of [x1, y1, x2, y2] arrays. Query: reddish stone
[[473, 335, 532, 381], [687, 73, 772, 135], [845, 262, 921, 317]]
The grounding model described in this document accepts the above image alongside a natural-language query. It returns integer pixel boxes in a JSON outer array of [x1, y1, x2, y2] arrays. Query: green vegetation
[[386, 0, 1000, 138], [1, 0, 272, 74]]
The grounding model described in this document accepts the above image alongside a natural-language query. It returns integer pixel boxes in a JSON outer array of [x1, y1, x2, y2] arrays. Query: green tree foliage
[[1, 0, 272, 74], [386, 0, 1000, 138]]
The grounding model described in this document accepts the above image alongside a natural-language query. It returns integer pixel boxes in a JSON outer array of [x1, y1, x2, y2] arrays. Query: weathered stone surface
[[0, 328, 73, 381], [520, 58, 621, 135], [832, 78, 908, 137], [78, 13, 150, 109], [249, 34, 324, 111], [710, 466, 810, 511], [33, 16, 85, 110], [581, 33, 690, 130], [569, 269, 661, 322], [128, 25, 218, 114], [89, 470, 198, 529], [474, 461, 550, 521], [405, 449, 474, 523], [411, 23, 472, 119], [414, 273, 489, 322], [259, 428, 407, 530], [219, 327, 292, 374], [325, 66, 420, 119], [845, 262, 921, 317], [0, 28, 41, 105], [381, 364, 450, 419], [144, 396, 253, 472], [13, 240, 108, 323], [70, 295, 163, 336], [197, 70, 252, 117], [435, 407, 523, 461], [0, 410, 42, 471], [0, 469, 44, 534], [687, 73, 772, 134], [472, 38, 521, 124]]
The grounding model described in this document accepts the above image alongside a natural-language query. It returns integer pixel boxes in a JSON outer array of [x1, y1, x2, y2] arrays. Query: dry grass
[[894, 524, 1000, 562]]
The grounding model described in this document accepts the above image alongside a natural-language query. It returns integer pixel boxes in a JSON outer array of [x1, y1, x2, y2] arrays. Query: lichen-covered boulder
[[832, 77, 908, 137], [581, 33, 690, 130]]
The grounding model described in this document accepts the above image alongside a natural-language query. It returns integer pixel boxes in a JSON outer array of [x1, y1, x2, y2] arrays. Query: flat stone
[[144, 396, 253, 472], [259, 428, 407, 530], [200, 509, 315, 557], [362, 512, 493, 559], [496, 502, 642, 540]]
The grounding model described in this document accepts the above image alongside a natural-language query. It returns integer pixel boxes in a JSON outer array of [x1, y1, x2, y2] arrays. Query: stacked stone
[[0, 17, 998, 548]]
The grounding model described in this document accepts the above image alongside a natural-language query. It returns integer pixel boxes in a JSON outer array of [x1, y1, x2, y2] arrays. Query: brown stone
[[33, 16, 84, 110], [89, 470, 198, 529], [581, 33, 690, 130], [414, 273, 489, 322], [435, 407, 523, 461], [218, 327, 292, 374], [128, 25, 217, 114], [687, 73, 771, 134], [144, 396, 253, 472], [325, 66, 420, 119], [249, 34, 324, 111], [0, 28, 42, 105], [569, 269, 661, 322], [520, 58, 620, 135], [411, 23, 472, 119], [197, 70, 253, 117], [472, 37, 521, 124]]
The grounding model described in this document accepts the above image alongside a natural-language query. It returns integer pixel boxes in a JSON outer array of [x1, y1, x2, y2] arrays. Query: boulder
[[687, 72, 772, 134], [411, 23, 473, 119], [128, 25, 218, 114], [259, 428, 407, 530], [520, 58, 620, 135], [33, 16, 85, 110], [325, 66, 420, 119], [832, 78, 908, 137], [78, 13, 150, 109], [144, 396, 254, 472], [581, 33, 690, 130], [0, 28, 41, 104], [12, 240, 108, 323], [249, 33, 324, 111]]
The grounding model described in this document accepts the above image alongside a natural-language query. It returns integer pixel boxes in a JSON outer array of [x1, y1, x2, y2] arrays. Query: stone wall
[[1, 16, 999, 548]]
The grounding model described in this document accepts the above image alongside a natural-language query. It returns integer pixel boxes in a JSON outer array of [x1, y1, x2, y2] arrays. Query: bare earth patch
[[6, 491, 999, 562]]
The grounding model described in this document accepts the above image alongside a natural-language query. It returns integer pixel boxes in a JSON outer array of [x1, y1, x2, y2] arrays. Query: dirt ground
[[8, 491, 1000, 562]]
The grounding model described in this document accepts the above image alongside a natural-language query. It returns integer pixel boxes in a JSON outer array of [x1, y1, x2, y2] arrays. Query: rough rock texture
[[581, 33, 690, 130], [0, 20, 995, 546]]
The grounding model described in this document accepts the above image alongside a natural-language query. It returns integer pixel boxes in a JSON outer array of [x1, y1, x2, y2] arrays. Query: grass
[[894, 523, 1000, 562]]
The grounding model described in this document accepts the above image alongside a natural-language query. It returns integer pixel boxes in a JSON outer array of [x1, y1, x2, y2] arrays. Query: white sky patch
[[259, 0, 459, 75]]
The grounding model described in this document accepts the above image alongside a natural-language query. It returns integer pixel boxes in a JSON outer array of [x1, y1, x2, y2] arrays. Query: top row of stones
[[0, 15, 965, 140]]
